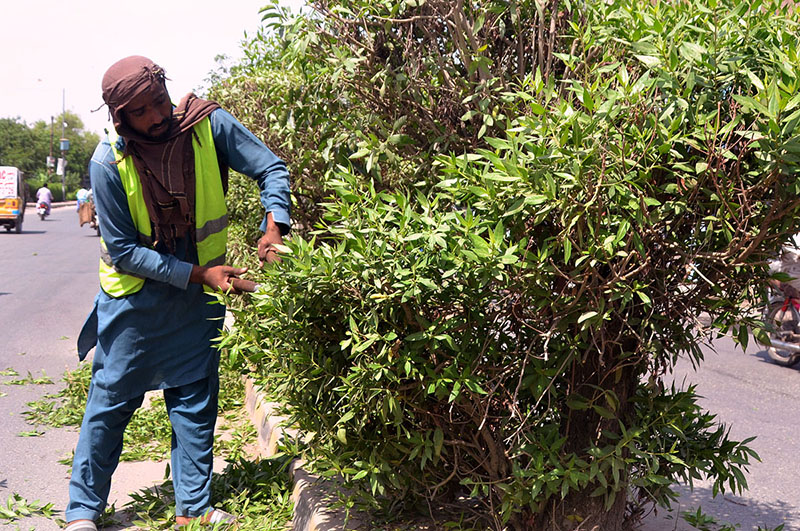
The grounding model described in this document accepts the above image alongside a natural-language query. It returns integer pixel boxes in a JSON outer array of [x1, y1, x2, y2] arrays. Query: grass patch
[[0, 493, 55, 523], [128, 457, 294, 530], [2, 369, 53, 386], [52, 457, 294, 530], [19, 352, 296, 529], [23, 356, 257, 462]]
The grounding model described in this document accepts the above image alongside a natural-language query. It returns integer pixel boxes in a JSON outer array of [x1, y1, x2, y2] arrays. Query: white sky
[[0, 0, 305, 136]]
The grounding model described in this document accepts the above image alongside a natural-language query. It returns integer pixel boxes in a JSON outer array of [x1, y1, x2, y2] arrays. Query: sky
[[0, 0, 305, 136]]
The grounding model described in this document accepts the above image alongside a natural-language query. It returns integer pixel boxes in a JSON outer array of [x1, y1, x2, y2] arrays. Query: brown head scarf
[[101, 55, 220, 252]]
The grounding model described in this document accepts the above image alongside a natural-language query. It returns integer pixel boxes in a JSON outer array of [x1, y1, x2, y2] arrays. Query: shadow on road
[[642, 481, 798, 530], [751, 347, 800, 372], [2, 230, 47, 235]]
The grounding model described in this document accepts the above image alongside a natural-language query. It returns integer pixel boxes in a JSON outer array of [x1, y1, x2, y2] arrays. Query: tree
[[216, 0, 800, 529], [0, 112, 99, 200], [0, 118, 37, 175]]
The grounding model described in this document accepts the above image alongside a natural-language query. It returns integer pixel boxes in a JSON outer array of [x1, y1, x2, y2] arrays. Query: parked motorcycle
[[36, 201, 49, 220], [761, 284, 800, 367]]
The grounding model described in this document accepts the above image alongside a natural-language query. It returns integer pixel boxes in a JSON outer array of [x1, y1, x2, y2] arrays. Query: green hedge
[[218, 0, 800, 528]]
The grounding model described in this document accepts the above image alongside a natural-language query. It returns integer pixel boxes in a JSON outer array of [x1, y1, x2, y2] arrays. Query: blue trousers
[[66, 373, 219, 522]]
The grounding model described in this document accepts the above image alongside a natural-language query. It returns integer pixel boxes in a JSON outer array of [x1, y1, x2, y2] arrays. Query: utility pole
[[58, 89, 69, 201], [48, 116, 54, 177]]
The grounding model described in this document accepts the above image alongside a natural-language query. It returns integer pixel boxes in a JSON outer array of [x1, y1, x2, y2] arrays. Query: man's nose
[[146, 107, 166, 125]]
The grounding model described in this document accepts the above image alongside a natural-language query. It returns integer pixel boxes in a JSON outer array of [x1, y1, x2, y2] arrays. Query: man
[[64, 56, 291, 531], [36, 182, 53, 215], [768, 242, 800, 299]]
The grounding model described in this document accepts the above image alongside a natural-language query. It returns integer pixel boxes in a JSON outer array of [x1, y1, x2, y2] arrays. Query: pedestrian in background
[[75, 187, 91, 210]]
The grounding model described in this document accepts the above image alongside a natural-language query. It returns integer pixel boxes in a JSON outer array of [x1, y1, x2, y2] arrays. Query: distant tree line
[[0, 113, 99, 201]]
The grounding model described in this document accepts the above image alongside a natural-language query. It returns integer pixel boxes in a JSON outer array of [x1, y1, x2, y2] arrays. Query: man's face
[[123, 84, 173, 141]]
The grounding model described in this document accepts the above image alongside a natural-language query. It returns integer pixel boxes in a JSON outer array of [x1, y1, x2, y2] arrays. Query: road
[[0, 204, 167, 531], [641, 328, 800, 531], [1, 204, 799, 530], [0, 203, 99, 529]]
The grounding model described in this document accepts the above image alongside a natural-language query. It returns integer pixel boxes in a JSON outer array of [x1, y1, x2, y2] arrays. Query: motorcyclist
[[768, 242, 800, 299], [36, 183, 54, 215]]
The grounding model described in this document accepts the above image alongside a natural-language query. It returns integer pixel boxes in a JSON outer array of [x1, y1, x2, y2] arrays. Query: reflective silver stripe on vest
[[196, 213, 228, 243], [100, 233, 152, 265], [100, 246, 146, 278], [100, 245, 114, 267]]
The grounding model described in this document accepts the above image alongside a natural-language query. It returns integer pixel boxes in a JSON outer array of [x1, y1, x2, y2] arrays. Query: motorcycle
[[761, 283, 800, 367], [36, 201, 50, 220]]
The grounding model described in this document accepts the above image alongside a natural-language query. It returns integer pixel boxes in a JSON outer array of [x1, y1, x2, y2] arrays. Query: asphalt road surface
[[642, 329, 800, 531], [1, 203, 799, 530], [0, 203, 137, 531]]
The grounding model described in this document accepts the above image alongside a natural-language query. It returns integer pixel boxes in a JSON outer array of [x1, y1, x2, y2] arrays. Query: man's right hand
[[190, 265, 254, 294], [258, 212, 285, 266]]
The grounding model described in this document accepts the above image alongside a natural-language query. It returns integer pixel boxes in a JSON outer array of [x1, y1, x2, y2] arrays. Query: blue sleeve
[[209, 108, 292, 234], [90, 141, 193, 289]]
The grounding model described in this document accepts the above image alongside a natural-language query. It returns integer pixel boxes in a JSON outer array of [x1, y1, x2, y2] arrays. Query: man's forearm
[[265, 211, 282, 236]]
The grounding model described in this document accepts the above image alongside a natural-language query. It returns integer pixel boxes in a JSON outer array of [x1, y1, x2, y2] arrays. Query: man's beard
[[145, 117, 173, 142]]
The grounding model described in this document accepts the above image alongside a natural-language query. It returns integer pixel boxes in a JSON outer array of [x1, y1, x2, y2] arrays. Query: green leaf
[[337, 410, 355, 425], [582, 89, 594, 112], [590, 485, 606, 497], [664, 454, 687, 466], [525, 195, 549, 206], [566, 395, 589, 410], [469, 234, 492, 258], [737, 325, 749, 349], [349, 147, 371, 160], [634, 55, 660, 68], [448, 380, 462, 403], [529, 101, 545, 115], [433, 428, 444, 458], [744, 68, 765, 91], [680, 42, 706, 63], [593, 405, 616, 419]]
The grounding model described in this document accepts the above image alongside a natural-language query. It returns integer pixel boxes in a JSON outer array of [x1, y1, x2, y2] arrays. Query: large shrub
[[219, 0, 800, 529], [210, 0, 574, 235]]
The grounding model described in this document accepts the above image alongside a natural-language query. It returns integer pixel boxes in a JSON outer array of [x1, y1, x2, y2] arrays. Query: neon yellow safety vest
[[99, 117, 228, 297]]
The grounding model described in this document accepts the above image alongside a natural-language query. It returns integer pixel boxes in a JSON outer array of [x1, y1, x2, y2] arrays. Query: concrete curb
[[243, 379, 364, 531]]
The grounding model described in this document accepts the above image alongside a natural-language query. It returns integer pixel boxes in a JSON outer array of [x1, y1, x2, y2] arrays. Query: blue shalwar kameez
[[66, 108, 291, 522]]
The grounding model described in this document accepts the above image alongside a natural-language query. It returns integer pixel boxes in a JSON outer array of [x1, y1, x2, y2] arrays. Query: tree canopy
[[0, 113, 99, 199]]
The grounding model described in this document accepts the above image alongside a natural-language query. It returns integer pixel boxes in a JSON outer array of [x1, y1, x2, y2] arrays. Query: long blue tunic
[[78, 108, 291, 405]]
